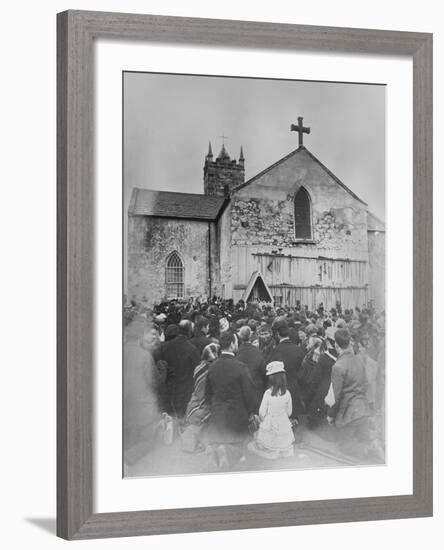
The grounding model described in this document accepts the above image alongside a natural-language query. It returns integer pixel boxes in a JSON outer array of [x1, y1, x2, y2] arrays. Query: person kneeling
[[248, 361, 294, 460]]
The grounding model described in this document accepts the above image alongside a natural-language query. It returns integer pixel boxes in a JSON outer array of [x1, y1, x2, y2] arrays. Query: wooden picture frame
[[57, 10, 433, 540]]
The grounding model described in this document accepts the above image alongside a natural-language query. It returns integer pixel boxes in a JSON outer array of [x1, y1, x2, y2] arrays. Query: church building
[[127, 119, 385, 310]]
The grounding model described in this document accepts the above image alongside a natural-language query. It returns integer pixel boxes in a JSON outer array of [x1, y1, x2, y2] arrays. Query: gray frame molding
[[57, 10, 433, 540]]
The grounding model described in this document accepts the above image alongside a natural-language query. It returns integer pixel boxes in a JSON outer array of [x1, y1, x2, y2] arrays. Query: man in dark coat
[[160, 320, 200, 417], [190, 316, 212, 355], [306, 337, 338, 428], [236, 325, 266, 410], [327, 329, 373, 458], [268, 317, 304, 416], [288, 317, 302, 345], [204, 331, 257, 470]]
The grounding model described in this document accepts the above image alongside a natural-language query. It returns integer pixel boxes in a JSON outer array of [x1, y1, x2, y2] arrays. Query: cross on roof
[[290, 117, 311, 147], [219, 134, 229, 144]]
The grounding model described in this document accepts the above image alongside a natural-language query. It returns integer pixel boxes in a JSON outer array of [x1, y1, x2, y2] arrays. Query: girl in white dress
[[248, 361, 295, 459]]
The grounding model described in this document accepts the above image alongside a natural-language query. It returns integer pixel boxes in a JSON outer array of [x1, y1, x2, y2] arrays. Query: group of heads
[[127, 294, 382, 359]]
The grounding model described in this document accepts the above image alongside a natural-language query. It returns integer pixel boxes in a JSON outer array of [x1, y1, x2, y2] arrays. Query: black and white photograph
[[123, 71, 386, 477], [1, 0, 438, 545]]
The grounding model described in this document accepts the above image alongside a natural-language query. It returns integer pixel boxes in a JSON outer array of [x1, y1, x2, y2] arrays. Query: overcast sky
[[124, 71, 385, 221]]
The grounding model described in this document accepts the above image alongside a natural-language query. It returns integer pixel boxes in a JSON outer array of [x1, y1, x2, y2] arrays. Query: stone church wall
[[231, 197, 367, 255], [368, 231, 386, 311], [127, 216, 211, 305], [204, 160, 244, 197], [216, 204, 233, 299], [232, 148, 368, 260], [227, 148, 371, 308]]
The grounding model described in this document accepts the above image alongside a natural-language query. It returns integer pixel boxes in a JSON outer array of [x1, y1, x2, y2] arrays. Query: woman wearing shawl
[[307, 334, 338, 428], [181, 343, 220, 452], [297, 337, 323, 414]]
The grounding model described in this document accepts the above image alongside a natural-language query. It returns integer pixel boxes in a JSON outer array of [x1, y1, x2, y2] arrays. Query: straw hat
[[265, 361, 286, 376]]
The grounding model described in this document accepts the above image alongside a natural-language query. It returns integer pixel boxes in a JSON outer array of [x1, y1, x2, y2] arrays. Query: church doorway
[[242, 271, 273, 303]]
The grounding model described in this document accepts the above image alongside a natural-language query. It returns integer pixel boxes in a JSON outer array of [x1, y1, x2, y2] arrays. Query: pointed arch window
[[166, 252, 184, 299], [294, 187, 312, 240]]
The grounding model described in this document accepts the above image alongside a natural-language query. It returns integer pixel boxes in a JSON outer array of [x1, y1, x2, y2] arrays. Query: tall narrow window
[[166, 252, 184, 299], [294, 187, 312, 240]]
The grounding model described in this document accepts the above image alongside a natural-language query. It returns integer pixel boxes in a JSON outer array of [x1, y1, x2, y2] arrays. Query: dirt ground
[[126, 419, 385, 478]]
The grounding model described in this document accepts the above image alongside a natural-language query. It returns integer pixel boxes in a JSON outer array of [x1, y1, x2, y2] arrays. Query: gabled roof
[[242, 270, 274, 304], [233, 145, 367, 206], [128, 188, 229, 221], [367, 211, 386, 232]]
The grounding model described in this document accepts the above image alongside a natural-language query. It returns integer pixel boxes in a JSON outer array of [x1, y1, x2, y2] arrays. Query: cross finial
[[290, 117, 311, 147], [219, 134, 228, 145]]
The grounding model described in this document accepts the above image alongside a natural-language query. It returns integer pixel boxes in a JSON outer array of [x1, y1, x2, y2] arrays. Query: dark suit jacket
[[237, 342, 266, 408], [309, 349, 337, 414], [190, 333, 212, 355], [160, 335, 200, 416], [205, 353, 257, 443], [269, 339, 305, 415]]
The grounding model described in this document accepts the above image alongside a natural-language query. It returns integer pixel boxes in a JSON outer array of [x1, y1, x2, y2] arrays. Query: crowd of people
[[123, 296, 385, 472]]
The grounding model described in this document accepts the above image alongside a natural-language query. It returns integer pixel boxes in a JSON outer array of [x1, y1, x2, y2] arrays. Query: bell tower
[[204, 140, 245, 196]]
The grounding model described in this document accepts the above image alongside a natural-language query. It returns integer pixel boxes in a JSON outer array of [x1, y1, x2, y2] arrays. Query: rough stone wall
[[227, 147, 371, 306], [216, 204, 232, 298], [204, 158, 245, 197], [127, 216, 211, 306], [231, 198, 366, 253], [208, 222, 220, 299], [233, 148, 369, 260], [368, 231, 386, 311]]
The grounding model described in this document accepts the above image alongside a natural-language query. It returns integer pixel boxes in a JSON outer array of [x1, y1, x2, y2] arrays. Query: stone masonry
[[204, 143, 245, 197]]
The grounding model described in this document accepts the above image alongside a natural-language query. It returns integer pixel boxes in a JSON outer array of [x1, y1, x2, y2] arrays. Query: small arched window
[[294, 187, 312, 240], [165, 252, 184, 299]]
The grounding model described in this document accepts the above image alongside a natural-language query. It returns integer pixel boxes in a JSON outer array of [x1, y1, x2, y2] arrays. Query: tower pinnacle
[[207, 141, 213, 159], [204, 137, 245, 196], [239, 145, 245, 167]]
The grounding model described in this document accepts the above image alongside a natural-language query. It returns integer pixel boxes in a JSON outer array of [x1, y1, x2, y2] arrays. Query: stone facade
[[231, 198, 367, 253], [368, 230, 386, 310], [128, 216, 216, 305], [217, 203, 232, 299], [127, 144, 385, 311], [223, 147, 374, 308], [232, 147, 368, 259], [204, 143, 245, 197]]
